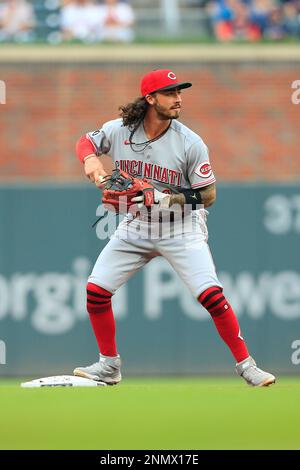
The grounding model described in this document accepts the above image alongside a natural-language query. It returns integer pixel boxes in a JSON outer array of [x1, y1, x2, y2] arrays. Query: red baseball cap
[[140, 69, 192, 97]]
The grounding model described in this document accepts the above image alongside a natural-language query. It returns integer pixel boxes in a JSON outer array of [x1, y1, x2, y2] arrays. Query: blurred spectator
[[0, 0, 35, 42], [282, 1, 300, 36], [61, 0, 102, 42], [263, 6, 286, 39], [97, 0, 135, 43], [208, 0, 300, 41], [209, 0, 261, 40], [250, 0, 275, 34], [61, 0, 135, 43], [230, 0, 261, 39]]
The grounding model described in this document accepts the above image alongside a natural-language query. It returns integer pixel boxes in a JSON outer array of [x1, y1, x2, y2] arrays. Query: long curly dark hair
[[119, 97, 149, 130]]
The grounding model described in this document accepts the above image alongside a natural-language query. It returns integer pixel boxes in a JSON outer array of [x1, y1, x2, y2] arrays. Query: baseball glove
[[102, 169, 155, 213]]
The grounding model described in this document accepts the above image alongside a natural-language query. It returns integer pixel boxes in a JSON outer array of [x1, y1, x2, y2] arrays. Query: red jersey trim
[[191, 177, 216, 189]]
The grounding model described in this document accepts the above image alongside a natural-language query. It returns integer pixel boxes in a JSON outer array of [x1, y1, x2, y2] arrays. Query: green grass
[[0, 377, 299, 450]]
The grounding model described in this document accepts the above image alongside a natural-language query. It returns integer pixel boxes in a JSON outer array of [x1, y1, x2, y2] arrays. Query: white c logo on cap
[[168, 72, 176, 80]]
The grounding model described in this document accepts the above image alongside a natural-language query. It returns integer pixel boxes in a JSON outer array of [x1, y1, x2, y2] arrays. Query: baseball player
[[74, 69, 276, 387]]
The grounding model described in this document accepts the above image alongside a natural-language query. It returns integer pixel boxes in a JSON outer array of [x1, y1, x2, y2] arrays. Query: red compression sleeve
[[87, 283, 117, 356], [76, 135, 96, 163]]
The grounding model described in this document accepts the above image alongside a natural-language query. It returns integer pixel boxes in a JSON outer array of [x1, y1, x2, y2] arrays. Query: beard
[[153, 101, 180, 120]]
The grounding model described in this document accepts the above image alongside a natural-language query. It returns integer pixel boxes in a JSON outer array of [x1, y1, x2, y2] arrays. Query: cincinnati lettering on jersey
[[116, 160, 182, 187]]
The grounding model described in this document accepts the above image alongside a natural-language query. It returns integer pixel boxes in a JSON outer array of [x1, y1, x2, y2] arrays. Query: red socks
[[86, 282, 117, 357], [86, 282, 248, 364], [198, 286, 249, 363]]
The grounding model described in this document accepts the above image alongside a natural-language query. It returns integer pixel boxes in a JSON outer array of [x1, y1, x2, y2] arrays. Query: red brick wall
[[0, 63, 299, 182]]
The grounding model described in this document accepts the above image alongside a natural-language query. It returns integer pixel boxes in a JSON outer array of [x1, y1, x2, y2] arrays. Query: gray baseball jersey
[[86, 118, 222, 297], [87, 118, 216, 193]]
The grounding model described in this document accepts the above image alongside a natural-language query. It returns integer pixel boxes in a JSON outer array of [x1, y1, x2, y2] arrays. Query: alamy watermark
[[291, 80, 300, 105], [94, 200, 208, 241], [291, 340, 300, 365], [0, 340, 6, 365], [0, 80, 6, 104]]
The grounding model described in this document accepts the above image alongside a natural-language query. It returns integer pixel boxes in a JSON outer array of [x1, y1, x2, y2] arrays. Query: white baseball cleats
[[73, 354, 122, 385], [74, 354, 275, 387], [236, 356, 276, 387]]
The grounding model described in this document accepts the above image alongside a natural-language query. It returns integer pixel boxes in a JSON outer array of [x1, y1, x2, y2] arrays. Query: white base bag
[[21, 375, 107, 388]]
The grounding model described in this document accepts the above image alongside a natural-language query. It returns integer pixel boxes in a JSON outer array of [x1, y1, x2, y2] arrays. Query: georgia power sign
[[0, 257, 299, 335]]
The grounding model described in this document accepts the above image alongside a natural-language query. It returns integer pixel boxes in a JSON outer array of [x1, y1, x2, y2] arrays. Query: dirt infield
[[1, 44, 300, 63]]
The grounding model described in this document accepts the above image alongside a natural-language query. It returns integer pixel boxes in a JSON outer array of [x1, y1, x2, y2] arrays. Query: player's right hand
[[84, 155, 107, 188], [132, 189, 170, 209]]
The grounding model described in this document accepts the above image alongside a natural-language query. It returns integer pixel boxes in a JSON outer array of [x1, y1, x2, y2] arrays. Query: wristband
[[180, 189, 203, 209]]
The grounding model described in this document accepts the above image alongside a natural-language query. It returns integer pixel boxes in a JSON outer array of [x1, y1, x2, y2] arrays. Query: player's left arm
[[166, 182, 216, 209], [196, 182, 216, 208], [158, 134, 217, 209]]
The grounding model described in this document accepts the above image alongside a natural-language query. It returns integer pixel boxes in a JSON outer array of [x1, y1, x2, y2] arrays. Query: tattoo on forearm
[[199, 184, 216, 208]]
